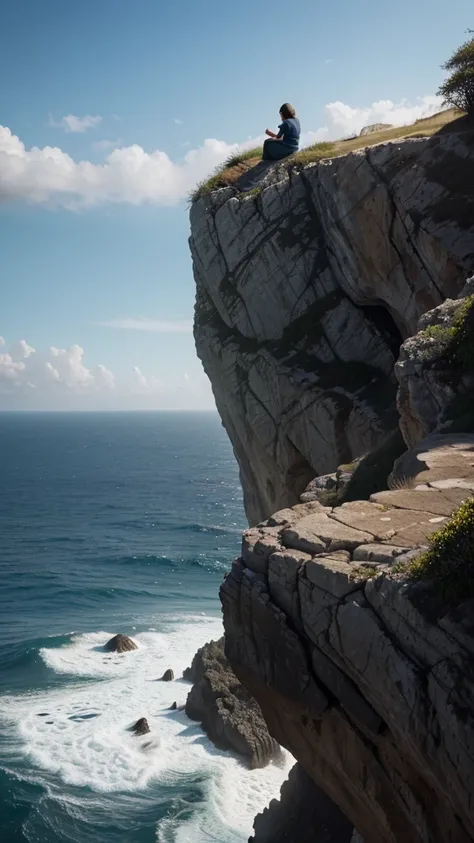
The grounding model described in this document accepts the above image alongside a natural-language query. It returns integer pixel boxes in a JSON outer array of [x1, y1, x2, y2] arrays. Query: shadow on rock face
[[234, 160, 279, 193]]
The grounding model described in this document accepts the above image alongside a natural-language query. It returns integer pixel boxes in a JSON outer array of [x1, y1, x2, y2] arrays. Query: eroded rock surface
[[191, 131, 474, 522], [184, 638, 281, 768], [221, 440, 474, 843]]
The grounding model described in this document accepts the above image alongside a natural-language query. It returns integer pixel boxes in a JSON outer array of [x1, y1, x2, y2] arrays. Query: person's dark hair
[[279, 103, 296, 120]]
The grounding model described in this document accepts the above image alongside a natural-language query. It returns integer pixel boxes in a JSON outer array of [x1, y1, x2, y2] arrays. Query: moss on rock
[[401, 498, 474, 600]]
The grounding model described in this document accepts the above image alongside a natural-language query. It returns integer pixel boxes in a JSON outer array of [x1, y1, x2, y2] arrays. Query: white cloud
[[97, 318, 193, 333], [321, 95, 444, 138], [174, 118, 184, 125], [0, 95, 445, 209], [0, 339, 115, 395], [131, 366, 161, 393], [50, 113, 102, 133]]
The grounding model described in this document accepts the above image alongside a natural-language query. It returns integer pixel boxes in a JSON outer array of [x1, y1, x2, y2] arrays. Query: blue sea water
[[0, 412, 291, 843]]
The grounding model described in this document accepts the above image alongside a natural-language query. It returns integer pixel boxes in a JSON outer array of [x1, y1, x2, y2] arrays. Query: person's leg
[[262, 140, 293, 161], [262, 139, 273, 160]]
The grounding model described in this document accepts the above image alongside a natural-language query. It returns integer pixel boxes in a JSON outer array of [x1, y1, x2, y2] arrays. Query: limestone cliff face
[[191, 131, 474, 523]]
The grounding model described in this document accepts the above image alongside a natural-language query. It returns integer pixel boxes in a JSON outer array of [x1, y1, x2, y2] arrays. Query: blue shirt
[[278, 117, 301, 150]]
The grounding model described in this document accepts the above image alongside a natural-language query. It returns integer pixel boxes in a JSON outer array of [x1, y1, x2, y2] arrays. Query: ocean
[[0, 411, 291, 843]]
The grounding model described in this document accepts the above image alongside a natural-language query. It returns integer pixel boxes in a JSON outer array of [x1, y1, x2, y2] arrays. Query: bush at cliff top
[[438, 36, 474, 116], [406, 499, 474, 600]]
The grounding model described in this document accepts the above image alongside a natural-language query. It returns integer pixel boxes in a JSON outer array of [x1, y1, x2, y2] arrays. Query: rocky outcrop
[[396, 278, 474, 446], [191, 129, 474, 523], [221, 436, 474, 843], [249, 762, 353, 843], [105, 634, 137, 653], [184, 638, 281, 768], [360, 123, 393, 136]]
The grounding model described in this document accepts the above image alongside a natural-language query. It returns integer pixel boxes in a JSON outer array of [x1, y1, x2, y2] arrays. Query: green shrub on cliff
[[421, 295, 474, 369], [403, 499, 474, 600], [438, 36, 474, 117]]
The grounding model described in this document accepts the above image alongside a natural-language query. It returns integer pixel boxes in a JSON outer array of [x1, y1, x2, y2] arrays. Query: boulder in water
[[131, 717, 150, 736], [105, 634, 137, 653], [158, 669, 174, 681]]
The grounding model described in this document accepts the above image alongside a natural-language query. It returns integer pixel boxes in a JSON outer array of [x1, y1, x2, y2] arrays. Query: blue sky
[[0, 0, 471, 409]]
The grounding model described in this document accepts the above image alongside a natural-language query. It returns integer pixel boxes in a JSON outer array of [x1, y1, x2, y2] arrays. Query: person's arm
[[265, 128, 280, 138]]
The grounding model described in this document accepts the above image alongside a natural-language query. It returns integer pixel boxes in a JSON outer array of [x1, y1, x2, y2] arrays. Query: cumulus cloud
[[0, 338, 115, 395], [131, 366, 161, 393], [1, 95, 444, 209], [322, 95, 444, 138], [0, 335, 215, 409], [97, 318, 193, 333], [50, 113, 102, 133]]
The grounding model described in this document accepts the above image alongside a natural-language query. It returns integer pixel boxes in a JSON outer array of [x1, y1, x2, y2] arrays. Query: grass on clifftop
[[394, 499, 474, 601], [190, 107, 464, 201]]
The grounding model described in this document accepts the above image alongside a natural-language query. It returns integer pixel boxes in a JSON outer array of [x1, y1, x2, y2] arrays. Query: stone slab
[[282, 512, 373, 555], [330, 502, 447, 544], [352, 544, 407, 565], [370, 488, 455, 516]]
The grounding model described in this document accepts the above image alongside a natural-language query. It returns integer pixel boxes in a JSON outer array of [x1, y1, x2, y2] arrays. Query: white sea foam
[[0, 615, 293, 841]]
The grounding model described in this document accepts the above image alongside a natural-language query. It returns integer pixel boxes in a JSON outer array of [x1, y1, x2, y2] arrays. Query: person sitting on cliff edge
[[263, 103, 300, 161]]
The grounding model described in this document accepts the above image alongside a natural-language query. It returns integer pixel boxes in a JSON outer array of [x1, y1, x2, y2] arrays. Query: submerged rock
[[131, 717, 150, 736], [105, 634, 137, 653], [184, 638, 281, 769]]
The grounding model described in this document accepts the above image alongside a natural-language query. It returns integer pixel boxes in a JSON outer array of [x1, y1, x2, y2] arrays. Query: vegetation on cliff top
[[190, 107, 463, 201], [438, 36, 474, 116], [395, 499, 474, 601]]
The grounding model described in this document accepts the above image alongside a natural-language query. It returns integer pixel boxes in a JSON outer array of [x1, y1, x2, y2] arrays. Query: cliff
[[221, 436, 474, 843], [190, 129, 474, 524], [190, 123, 474, 843]]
